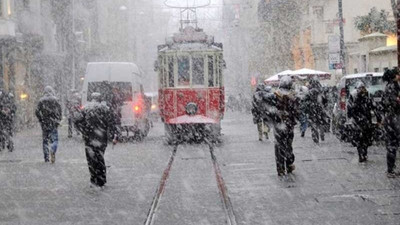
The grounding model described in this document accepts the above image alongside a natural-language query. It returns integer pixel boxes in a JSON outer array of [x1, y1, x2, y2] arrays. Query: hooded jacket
[[35, 86, 62, 131]]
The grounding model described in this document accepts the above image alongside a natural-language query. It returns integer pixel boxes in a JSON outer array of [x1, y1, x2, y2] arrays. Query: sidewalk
[[217, 112, 400, 225]]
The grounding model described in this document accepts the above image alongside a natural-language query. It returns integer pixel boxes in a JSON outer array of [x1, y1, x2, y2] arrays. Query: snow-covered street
[[1, 111, 399, 225]]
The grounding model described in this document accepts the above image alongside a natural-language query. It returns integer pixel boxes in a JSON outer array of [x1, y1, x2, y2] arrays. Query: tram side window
[[192, 56, 204, 85], [159, 57, 165, 87], [168, 56, 174, 87], [178, 56, 190, 86], [218, 56, 223, 86], [208, 56, 214, 87]]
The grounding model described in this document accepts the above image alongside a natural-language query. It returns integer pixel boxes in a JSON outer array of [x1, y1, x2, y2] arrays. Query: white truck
[[81, 62, 150, 140]]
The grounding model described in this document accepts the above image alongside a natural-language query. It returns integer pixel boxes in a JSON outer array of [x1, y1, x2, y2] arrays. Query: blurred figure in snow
[[382, 68, 400, 178], [35, 86, 62, 163], [347, 81, 381, 163], [1, 92, 17, 151], [303, 78, 328, 144], [75, 92, 118, 188], [298, 86, 309, 137], [66, 90, 82, 138], [251, 84, 270, 141]]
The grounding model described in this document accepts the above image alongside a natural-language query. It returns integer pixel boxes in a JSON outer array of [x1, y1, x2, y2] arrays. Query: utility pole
[[71, 0, 76, 90], [338, 0, 346, 75]]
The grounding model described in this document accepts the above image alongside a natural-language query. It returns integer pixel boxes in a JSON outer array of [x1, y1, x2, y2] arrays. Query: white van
[[82, 62, 150, 140]]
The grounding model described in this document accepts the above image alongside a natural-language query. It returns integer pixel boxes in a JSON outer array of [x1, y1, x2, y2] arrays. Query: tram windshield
[[192, 56, 205, 86], [178, 56, 190, 86]]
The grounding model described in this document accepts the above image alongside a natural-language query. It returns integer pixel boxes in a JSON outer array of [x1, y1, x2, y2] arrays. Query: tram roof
[[158, 43, 223, 53]]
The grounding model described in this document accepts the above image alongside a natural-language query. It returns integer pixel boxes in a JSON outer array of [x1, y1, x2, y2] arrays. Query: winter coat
[[348, 90, 381, 128], [35, 87, 62, 131], [382, 81, 400, 117], [303, 86, 328, 126], [273, 88, 300, 130], [74, 101, 117, 148], [347, 90, 381, 147]]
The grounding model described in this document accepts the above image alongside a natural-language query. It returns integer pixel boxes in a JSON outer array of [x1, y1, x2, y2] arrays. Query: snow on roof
[[343, 72, 383, 79], [359, 32, 387, 40], [370, 45, 397, 53]]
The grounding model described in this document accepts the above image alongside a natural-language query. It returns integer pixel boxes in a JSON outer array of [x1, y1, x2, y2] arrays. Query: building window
[[384, 67, 389, 72], [312, 6, 324, 20], [374, 68, 379, 72], [23, 0, 29, 9], [354, 68, 358, 74], [325, 23, 334, 34]]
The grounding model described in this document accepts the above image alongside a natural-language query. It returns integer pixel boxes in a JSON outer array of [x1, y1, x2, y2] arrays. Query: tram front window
[[192, 56, 204, 86], [178, 56, 190, 86]]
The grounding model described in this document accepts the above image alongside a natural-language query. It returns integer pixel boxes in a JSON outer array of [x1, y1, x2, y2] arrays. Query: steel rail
[[144, 144, 178, 225], [206, 140, 238, 225]]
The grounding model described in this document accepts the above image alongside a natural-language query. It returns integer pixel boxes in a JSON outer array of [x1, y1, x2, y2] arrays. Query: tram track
[[143, 141, 237, 225]]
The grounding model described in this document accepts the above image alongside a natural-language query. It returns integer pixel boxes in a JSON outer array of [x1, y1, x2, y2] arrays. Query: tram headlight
[[185, 102, 198, 116]]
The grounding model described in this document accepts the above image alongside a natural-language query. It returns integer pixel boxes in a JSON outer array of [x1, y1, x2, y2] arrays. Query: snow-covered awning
[[264, 68, 331, 86], [286, 68, 331, 80]]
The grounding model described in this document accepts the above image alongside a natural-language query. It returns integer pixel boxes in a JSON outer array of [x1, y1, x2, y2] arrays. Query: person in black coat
[[35, 86, 62, 163], [75, 92, 118, 188], [303, 78, 328, 144], [382, 69, 400, 178], [263, 76, 300, 176], [347, 81, 381, 163]]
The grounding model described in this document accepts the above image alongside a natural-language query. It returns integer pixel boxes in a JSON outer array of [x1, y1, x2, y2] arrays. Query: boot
[[264, 133, 269, 140], [287, 164, 295, 173], [50, 152, 55, 164], [301, 131, 305, 138]]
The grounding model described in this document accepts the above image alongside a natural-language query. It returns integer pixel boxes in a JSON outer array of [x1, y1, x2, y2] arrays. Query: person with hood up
[[263, 76, 300, 176], [347, 81, 381, 163], [382, 68, 400, 178], [75, 92, 118, 188], [303, 78, 328, 144], [251, 83, 270, 141], [35, 86, 62, 163]]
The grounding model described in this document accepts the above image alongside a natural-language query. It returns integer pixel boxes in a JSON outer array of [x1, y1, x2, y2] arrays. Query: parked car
[[332, 72, 385, 143]]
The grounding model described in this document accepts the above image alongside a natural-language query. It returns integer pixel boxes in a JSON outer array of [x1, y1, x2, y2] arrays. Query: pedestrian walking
[[1, 93, 17, 152], [263, 76, 300, 176], [382, 69, 400, 178], [298, 86, 309, 137], [35, 86, 62, 163], [66, 90, 82, 138], [75, 92, 118, 188], [347, 81, 381, 163], [303, 78, 328, 144], [251, 84, 270, 141]]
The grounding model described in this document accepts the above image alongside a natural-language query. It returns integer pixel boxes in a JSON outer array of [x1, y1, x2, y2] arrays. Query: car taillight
[[134, 105, 141, 112], [339, 88, 346, 110]]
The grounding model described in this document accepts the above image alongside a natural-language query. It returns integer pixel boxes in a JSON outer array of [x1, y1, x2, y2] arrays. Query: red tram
[[155, 26, 225, 143]]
